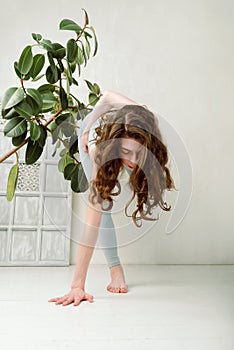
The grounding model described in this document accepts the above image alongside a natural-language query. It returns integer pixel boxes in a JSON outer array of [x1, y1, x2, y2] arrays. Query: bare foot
[[107, 265, 128, 293]]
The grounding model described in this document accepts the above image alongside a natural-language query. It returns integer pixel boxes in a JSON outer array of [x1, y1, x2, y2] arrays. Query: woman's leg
[[97, 212, 120, 268], [78, 119, 121, 268]]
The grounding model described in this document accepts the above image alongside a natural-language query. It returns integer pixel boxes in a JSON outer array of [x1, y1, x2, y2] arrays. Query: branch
[[0, 109, 62, 163]]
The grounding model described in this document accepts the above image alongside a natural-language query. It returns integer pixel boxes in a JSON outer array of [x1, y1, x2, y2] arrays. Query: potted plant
[[0, 8, 101, 200]]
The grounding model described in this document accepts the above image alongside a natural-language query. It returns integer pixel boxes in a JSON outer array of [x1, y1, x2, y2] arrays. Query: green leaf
[[18, 46, 33, 75], [26, 88, 43, 112], [32, 33, 42, 42], [77, 108, 90, 120], [55, 112, 71, 125], [88, 93, 99, 106], [47, 51, 58, 79], [59, 86, 68, 110], [14, 100, 34, 120], [85, 37, 91, 59], [46, 65, 60, 84], [58, 153, 74, 172], [30, 54, 45, 79], [64, 162, 77, 180], [52, 43, 66, 59], [65, 64, 73, 86], [14, 61, 22, 78], [66, 38, 78, 63], [25, 95, 40, 115], [89, 26, 98, 56], [72, 77, 79, 86], [84, 30, 92, 39], [41, 92, 58, 112], [59, 19, 82, 33], [7, 163, 19, 201], [58, 59, 65, 72], [69, 133, 78, 156], [93, 83, 100, 95], [71, 164, 88, 192], [80, 41, 87, 66], [25, 139, 43, 165], [82, 8, 89, 25], [4, 117, 27, 137], [2, 87, 24, 110], [30, 122, 41, 141], [38, 84, 55, 93], [77, 46, 84, 65], [37, 125, 47, 148], [12, 131, 28, 147], [2, 107, 19, 120], [85, 80, 96, 94], [40, 39, 54, 52]]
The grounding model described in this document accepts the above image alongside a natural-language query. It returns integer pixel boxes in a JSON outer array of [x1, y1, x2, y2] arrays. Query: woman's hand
[[48, 287, 94, 307], [81, 130, 90, 153]]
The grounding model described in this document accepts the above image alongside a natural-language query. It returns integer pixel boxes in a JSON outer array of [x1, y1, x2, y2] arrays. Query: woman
[[49, 90, 175, 306]]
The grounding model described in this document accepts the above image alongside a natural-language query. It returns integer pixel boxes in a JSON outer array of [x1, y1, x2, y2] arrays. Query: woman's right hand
[[48, 287, 94, 307]]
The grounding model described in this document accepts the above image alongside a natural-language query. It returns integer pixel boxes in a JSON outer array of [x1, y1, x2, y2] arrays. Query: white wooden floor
[[0, 265, 234, 350]]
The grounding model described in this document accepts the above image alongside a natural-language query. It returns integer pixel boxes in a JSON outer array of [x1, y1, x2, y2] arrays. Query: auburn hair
[[89, 105, 175, 227]]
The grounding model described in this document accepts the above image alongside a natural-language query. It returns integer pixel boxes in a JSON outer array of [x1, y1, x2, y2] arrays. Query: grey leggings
[[78, 115, 124, 268]]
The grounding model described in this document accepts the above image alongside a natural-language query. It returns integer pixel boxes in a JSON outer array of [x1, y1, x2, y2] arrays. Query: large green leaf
[[58, 153, 74, 172], [26, 88, 43, 111], [46, 65, 60, 84], [85, 37, 91, 59], [14, 61, 22, 79], [69, 133, 78, 156], [18, 45, 33, 75], [1, 107, 19, 120], [85, 80, 96, 94], [14, 100, 34, 120], [52, 43, 66, 59], [4, 117, 27, 137], [30, 122, 41, 141], [40, 39, 54, 52], [89, 26, 98, 56], [63, 162, 77, 180], [1, 87, 24, 110], [66, 39, 78, 63], [7, 163, 19, 201], [12, 130, 28, 147], [71, 164, 88, 192], [30, 54, 45, 79], [37, 125, 47, 148], [25, 139, 43, 164], [55, 112, 71, 125], [77, 46, 84, 65], [47, 52, 58, 78], [38, 84, 55, 93], [59, 86, 68, 110], [25, 95, 40, 115], [59, 19, 82, 33], [41, 92, 58, 112], [88, 93, 99, 106]]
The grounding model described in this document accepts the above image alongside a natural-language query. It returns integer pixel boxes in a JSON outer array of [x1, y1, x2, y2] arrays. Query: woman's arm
[[81, 90, 139, 152], [48, 149, 102, 307]]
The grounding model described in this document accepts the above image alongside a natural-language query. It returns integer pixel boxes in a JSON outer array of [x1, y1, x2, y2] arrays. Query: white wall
[[1, 0, 233, 264]]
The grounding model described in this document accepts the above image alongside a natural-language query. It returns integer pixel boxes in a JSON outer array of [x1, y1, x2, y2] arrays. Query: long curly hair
[[89, 105, 175, 227]]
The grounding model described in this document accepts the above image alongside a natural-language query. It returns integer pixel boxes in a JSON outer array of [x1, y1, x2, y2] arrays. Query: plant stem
[[0, 109, 62, 164]]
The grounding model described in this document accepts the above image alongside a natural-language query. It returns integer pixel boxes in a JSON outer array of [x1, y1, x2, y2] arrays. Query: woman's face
[[120, 137, 143, 170]]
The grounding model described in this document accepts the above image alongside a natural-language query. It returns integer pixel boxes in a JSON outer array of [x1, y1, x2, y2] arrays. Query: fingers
[[48, 294, 94, 306], [84, 293, 94, 303], [48, 297, 59, 302]]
